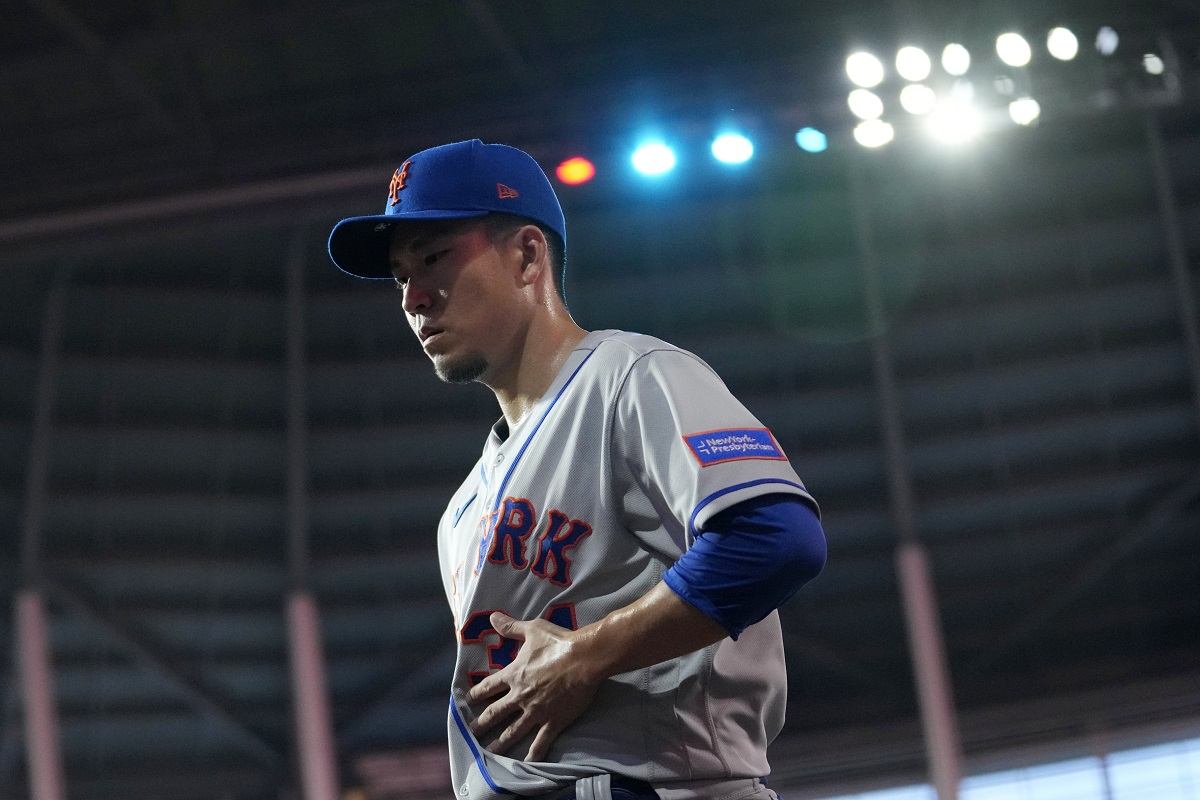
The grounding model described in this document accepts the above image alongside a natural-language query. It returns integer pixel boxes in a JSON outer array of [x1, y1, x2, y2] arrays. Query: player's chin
[[432, 351, 489, 384]]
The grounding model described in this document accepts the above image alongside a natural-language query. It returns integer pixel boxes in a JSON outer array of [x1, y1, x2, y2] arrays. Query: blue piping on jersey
[[688, 478, 808, 539], [448, 697, 515, 795], [489, 347, 598, 513], [452, 345, 598, 792], [453, 492, 479, 527]]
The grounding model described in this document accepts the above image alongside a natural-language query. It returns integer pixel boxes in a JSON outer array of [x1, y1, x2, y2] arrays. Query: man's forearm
[[572, 581, 729, 683]]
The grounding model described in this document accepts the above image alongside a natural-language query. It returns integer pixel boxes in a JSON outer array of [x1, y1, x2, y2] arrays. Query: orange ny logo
[[388, 160, 412, 206]]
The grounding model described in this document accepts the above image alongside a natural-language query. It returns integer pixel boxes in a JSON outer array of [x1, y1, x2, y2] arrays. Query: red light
[[556, 157, 595, 185]]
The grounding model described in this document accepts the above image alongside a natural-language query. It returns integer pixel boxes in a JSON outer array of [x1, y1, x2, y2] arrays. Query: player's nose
[[401, 280, 434, 315]]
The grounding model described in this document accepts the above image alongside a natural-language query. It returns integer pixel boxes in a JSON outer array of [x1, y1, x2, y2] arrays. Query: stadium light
[[900, 84, 937, 115], [926, 102, 982, 145], [1143, 53, 1165, 75], [1008, 97, 1041, 125], [848, 88, 884, 120], [711, 133, 754, 164], [997, 33, 1032, 67], [896, 46, 932, 82], [1047, 27, 1079, 60], [795, 127, 828, 153], [556, 157, 595, 185], [853, 119, 895, 148], [1096, 26, 1119, 56], [942, 43, 971, 76], [631, 142, 677, 176], [846, 51, 885, 87]]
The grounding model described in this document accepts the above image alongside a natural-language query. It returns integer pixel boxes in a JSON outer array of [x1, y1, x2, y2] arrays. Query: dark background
[[1, 1, 1198, 798]]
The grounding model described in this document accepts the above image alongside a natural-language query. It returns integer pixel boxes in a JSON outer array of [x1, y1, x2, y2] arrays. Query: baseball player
[[328, 140, 826, 800]]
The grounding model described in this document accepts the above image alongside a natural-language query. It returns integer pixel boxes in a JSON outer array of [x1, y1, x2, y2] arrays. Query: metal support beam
[[287, 228, 311, 589], [20, 271, 67, 582], [971, 470, 1200, 672], [287, 594, 340, 800], [896, 543, 963, 800], [1145, 114, 1200, 443], [284, 227, 340, 800], [15, 270, 69, 800], [15, 593, 65, 800], [0, 164, 384, 246], [44, 576, 282, 765], [849, 158, 962, 799]]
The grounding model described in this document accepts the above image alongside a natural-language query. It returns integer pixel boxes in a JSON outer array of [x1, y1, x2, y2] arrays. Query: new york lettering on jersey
[[476, 499, 593, 582]]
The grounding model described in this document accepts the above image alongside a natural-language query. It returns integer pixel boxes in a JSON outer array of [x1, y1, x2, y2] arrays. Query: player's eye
[[424, 249, 450, 266]]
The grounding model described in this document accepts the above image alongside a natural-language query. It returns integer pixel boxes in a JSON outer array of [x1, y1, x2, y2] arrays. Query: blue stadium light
[[631, 142, 677, 176], [711, 133, 754, 165], [795, 127, 828, 153]]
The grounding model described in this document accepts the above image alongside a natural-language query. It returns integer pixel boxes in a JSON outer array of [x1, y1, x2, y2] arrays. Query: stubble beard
[[433, 352, 489, 384]]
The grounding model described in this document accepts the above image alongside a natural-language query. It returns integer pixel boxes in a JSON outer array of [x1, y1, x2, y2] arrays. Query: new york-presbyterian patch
[[682, 428, 787, 467]]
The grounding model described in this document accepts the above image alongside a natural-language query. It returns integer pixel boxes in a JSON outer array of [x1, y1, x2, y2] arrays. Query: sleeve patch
[[683, 428, 786, 467]]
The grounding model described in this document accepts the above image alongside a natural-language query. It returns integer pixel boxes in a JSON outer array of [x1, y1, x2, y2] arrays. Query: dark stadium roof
[[1, 1, 1198, 798]]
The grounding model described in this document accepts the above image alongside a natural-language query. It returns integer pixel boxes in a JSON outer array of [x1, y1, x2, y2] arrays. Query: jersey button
[[495, 452, 505, 465]]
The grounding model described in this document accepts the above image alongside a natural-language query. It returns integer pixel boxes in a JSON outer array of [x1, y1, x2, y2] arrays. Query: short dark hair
[[485, 213, 567, 303]]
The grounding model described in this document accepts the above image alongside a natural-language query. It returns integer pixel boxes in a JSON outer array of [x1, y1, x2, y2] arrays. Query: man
[[328, 139, 826, 800]]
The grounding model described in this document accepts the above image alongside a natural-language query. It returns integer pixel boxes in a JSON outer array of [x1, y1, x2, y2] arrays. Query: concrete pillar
[[17, 272, 70, 800], [283, 228, 340, 800], [287, 593, 340, 800], [1145, 114, 1200, 442], [16, 592, 66, 800], [848, 158, 963, 798]]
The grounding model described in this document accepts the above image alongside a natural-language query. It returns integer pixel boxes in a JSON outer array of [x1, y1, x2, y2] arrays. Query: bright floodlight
[[631, 142, 677, 176], [996, 33, 1032, 67], [846, 51, 885, 87], [896, 46, 932, 81], [711, 133, 754, 164], [900, 84, 937, 115], [927, 102, 982, 145], [1008, 97, 1041, 125], [942, 43, 971, 76], [1144, 53, 1165, 75], [853, 119, 895, 148], [848, 88, 884, 120], [1047, 27, 1079, 60], [795, 127, 828, 153], [951, 79, 975, 102], [1096, 26, 1119, 56]]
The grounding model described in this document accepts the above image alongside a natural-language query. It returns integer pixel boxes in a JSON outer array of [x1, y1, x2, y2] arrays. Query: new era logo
[[497, 183, 520, 199]]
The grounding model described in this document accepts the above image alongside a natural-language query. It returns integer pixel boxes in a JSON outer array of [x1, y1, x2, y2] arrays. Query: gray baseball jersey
[[437, 329, 817, 800]]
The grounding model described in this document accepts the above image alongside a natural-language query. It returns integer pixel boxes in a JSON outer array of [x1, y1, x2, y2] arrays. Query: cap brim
[[327, 209, 490, 279]]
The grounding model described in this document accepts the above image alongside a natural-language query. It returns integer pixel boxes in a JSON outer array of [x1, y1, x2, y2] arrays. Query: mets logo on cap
[[388, 160, 412, 207]]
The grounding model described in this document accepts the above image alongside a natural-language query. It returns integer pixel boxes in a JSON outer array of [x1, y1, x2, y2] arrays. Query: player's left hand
[[466, 611, 604, 762]]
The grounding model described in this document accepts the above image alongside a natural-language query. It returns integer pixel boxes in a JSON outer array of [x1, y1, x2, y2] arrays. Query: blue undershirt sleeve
[[663, 493, 826, 640]]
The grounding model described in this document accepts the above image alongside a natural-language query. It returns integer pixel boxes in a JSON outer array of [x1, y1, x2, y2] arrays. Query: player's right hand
[[466, 612, 604, 762]]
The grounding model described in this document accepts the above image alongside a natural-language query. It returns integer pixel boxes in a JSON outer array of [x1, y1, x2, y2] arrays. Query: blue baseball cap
[[327, 139, 566, 280]]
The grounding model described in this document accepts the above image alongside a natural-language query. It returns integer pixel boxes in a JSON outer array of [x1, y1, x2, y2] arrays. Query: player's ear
[[515, 225, 549, 288]]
